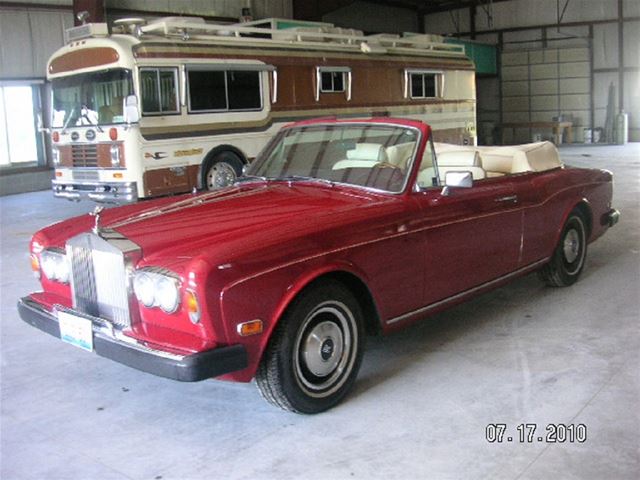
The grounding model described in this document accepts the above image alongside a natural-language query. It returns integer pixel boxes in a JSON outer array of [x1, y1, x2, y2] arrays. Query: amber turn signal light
[[113, 173, 123, 179], [185, 290, 200, 324], [237, 319, 263, 337], [52, 131, 59, 142], [30, 254, 41, 279]]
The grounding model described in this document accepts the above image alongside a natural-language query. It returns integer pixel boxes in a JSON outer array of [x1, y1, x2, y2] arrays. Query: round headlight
[[133, 273, 155, 307], [156, 276, 179, 313], [40, 252, 57, 280], [53, 255, 70, 283]]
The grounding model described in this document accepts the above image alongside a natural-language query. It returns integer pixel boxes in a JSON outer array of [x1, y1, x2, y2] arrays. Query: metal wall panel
[[501, 47, 591, 143], [0, 9, 73, 79]]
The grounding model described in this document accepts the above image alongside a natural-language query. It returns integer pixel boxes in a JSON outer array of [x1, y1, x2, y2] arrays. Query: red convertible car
[[19, 118, 619, 413]]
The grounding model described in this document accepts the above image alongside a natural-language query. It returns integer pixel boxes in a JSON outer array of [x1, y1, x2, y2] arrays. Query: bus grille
[[66, 233, 131, 327], [71, 144, 98, 167]]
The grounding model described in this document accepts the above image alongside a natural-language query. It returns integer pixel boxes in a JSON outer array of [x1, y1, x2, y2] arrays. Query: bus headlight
[[133, 270, 180, 313], [51, 147, 60, 166], [110, 144, 121, 167]]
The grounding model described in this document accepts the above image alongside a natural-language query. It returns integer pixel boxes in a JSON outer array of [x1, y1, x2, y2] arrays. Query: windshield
[[247, 124, 419, 193], [51, 69, 133, 127]]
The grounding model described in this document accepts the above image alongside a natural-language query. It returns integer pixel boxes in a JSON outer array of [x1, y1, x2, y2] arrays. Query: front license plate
[[58, 311, 94, 352]]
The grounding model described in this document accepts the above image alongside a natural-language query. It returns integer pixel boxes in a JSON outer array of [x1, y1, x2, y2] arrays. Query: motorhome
[[47, 17, 476, 202]]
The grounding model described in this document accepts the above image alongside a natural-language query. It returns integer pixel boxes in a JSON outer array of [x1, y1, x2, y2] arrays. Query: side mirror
[[123, 95, 140, 124], [442, 170, 473, 196]]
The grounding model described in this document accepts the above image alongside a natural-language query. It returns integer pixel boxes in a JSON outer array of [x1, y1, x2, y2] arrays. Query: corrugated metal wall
[[501, 47, 591, 143], [0, 0, 293, 80], [424, 0, 640, 142], [0, 8, 73, 79]]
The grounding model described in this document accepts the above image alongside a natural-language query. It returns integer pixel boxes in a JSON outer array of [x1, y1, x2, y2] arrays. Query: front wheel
[[538, 211, 587, 287], [256, 282, 365, 414], [203, 152, 244, 190]]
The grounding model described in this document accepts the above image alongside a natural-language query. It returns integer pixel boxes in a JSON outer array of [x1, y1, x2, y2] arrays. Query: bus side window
[[187, 69, 262, 113], [140, 68, 179, 115]]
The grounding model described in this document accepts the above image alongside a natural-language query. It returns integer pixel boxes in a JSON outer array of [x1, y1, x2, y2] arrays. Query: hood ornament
[[90, 206, 105, 235]]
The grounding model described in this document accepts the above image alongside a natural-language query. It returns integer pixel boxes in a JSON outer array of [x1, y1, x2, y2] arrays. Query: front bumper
[[52, 180, 138, 203], [17, 297, 247, 382]]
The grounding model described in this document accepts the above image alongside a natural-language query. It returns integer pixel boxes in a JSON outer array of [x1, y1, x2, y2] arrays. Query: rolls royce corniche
[[19, 118, 619, 413]]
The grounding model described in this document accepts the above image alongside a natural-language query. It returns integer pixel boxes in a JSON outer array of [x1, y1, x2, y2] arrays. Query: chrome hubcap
[[293, 302, 356, 398], [302, 321, 344, 377], [563, 228, 580, 263], [206, 162, 236, 189]]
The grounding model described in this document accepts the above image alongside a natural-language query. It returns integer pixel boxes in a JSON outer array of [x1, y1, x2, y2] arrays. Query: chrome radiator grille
[[66, 232, 133, 327]]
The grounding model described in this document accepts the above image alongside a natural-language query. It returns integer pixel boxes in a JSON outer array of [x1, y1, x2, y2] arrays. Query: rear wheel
[[203, 151, 244, 190], [538, 211, 587, 287], [256, 281, 365, 414]]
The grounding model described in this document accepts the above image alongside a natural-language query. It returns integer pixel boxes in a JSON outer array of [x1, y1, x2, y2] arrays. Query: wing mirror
[[124, 95, 140, 125], [442, 171, 473, 196]]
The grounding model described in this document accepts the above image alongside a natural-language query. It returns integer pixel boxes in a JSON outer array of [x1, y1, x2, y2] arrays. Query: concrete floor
[[1, 144, 638, 480]]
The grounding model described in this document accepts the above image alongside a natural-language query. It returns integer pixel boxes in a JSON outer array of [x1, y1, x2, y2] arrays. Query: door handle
[[495, 195, 518, 203]]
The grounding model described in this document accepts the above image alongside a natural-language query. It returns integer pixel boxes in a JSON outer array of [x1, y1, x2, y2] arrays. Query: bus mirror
[[124, 95, 139, 124]]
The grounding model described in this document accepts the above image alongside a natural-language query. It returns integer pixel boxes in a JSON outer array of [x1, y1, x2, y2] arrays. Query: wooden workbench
[[500, 121, 573, 145]]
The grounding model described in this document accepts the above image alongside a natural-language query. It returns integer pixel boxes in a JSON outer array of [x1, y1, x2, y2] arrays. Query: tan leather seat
[[333, 143, 388, 170], [385, 142, 416, 169], [436, 149, 486, 182]]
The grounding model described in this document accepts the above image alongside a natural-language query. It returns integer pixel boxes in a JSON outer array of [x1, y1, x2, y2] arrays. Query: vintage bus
[[47, 17, 476, 202]]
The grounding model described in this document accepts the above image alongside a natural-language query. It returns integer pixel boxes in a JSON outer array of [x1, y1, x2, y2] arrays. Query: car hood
[[101, 183, 395, 265]]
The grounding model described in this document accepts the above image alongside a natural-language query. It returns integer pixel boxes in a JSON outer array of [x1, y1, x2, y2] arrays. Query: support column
[[618, 0, 624, 110]]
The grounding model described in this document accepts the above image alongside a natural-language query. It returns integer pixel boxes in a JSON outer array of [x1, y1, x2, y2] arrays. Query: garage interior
[[1, 1, 638, 479]]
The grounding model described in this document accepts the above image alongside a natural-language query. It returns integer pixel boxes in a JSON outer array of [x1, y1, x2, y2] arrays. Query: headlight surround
[[51, 147, 60, 166], [40, 249, 69, 283], [133, 269, 180, 314], [133, 272, 155, 307]]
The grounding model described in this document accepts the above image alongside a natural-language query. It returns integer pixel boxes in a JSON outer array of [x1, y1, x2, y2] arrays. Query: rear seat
[[432, 141, 562, 179]]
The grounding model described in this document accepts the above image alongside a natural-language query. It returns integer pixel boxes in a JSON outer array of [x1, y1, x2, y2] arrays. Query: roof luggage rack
[[133, 17, 465, 57]]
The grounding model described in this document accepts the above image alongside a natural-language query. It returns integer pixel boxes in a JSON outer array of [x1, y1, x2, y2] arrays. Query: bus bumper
[[52, 180, 138, 203]]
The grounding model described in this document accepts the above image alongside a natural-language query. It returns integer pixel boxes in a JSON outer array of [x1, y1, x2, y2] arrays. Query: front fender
[[217, 259, 373, 381]]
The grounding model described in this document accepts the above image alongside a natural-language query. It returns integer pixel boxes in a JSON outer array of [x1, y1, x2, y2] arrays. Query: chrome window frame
[[139, 67, 180, 116], [315, 66, 352, 101], [403, 69, 444, 99]]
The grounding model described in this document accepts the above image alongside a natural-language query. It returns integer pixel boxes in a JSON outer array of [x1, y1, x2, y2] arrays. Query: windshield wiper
[[271, 175, 334, 186], [61, 108, 75, 134], [235, 175, 269, 184]]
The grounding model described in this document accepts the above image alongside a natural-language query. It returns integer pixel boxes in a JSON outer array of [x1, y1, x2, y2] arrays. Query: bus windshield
[[51, 69, 133, 128]]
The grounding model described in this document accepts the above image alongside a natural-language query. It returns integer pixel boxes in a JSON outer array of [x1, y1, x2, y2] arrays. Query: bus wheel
[[203, 151, 244, 190]]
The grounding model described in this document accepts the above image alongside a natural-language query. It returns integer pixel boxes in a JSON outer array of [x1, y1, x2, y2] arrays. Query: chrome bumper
[[17, 297, 247, 382], [52, 180, 138, 203]]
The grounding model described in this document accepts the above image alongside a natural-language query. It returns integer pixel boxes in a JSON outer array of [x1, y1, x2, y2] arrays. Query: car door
[[412, 177, 523, 307]]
